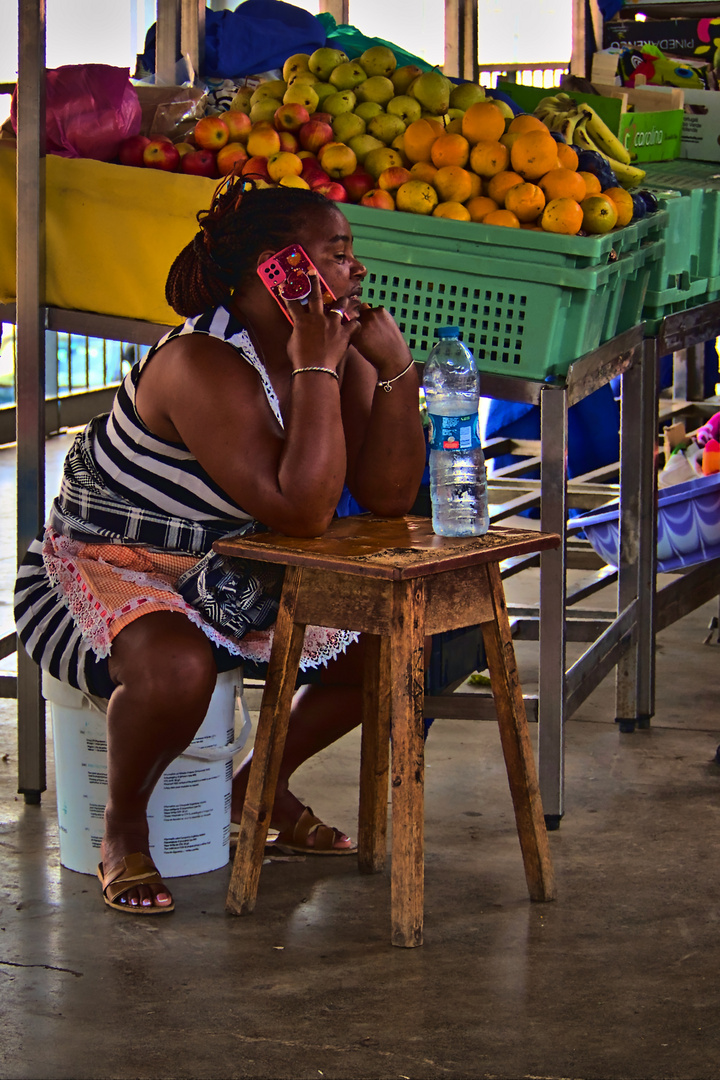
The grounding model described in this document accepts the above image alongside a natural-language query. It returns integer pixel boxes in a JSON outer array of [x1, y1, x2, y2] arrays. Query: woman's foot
[[232, 781, 354, 852], [100, 825, 174, 911]]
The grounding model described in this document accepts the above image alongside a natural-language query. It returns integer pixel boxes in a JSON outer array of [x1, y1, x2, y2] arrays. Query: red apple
[[301, 157, 331, 188], [298, 119, 334, 154], [313, 181, 349, 202], [223, 110, 252, 143], [143, 139, 181, 171], [242, 155, 271, 182], [118, 134, 151, 167], [342, 167, 375, 203], [274, 102, 310, 133], [278, 130, 299, 154], [360, 188, 395, 210], [216, 142, 248, 176], [193, 115, 230, 151], [313, 112, 334, 126], [174, 141, 195, 159], [181, 149, 219, 178]]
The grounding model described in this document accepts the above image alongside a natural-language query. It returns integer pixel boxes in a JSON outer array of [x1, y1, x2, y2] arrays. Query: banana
[[579, 103, 632, 165], [573, 123, 647, 187], [558, 111, 582, 143]]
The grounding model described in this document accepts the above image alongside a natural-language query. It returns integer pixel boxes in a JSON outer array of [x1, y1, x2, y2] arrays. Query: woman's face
[[295, 207, 366, 304]]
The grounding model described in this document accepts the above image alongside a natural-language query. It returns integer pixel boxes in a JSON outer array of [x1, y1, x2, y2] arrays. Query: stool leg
[[390, 580, 426, 948], [226, 566, 306, 915], [358, 633, 391, 874], [481, 562, 556, 903]]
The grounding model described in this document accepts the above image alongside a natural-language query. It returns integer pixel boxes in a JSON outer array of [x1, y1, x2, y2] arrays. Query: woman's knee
[[108, 612, 217, 709]]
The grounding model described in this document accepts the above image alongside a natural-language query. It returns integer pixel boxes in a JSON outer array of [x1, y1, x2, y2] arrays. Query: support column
[[16, 0, 47, 801], [444, 0, 479, 82]]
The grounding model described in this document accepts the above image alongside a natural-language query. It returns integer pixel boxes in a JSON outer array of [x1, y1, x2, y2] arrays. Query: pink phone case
[[257, 244, 335, 323]]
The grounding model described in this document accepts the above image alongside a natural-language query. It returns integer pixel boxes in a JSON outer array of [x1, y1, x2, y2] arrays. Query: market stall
[[9, 0, 720, 828]]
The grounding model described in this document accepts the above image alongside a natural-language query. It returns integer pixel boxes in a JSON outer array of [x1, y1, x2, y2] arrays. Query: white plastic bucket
[[44, 668, 252, 877]]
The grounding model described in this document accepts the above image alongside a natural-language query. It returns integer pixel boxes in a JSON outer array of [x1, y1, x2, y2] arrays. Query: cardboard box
[[602, 17, 720, 61], [678, 86, 720, 161], [498, 80, 684, 163]]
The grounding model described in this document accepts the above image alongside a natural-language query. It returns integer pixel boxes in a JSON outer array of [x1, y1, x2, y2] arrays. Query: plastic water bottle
[[423, 326, 489, 537]]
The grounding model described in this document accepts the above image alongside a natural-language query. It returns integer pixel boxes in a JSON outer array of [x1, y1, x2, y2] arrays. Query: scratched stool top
[[213, 516, 560, 581]]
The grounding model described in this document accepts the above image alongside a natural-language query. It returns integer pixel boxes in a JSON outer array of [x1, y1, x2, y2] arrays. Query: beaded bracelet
[[377, 358, 415, 393], [291, 366, 339, 381]]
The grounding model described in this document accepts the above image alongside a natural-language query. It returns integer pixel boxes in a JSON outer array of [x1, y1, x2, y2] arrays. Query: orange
[[581, 194, 618, 234], [410, 161, 439, 184], [541, 197, 584, 235], [486, 170, 524, 206], [433, 201, 471, 221], [505, 182, 546, 223], [510, 130, 559, 181], [556, 142, 579, 170], [508, 113, 547, 135], [467, 171, 482, 198], [403, 119, 440, 164], [538, 168, 587, 203], [423, 117, 445, 137], [433, 165, 475, 203], [469, 139, 509, 178], [430, 133, 470, 169], [579, 170, 602, 195], [483, 208, 521, 228], [465, 195, 499, 222], [461, 101, 506, 144], [602, 186, 634, 227], [395, 179, 439, 215]]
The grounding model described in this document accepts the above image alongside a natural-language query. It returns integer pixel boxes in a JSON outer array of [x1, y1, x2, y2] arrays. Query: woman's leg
[[102, 611, 218, 908], [231, 638, 366, 848]]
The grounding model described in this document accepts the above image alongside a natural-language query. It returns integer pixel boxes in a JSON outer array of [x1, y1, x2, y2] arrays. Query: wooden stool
[[214, 516, 559, 947]]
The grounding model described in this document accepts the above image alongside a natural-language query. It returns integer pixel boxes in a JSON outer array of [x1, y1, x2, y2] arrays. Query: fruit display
[[111, 45, 664, 240]]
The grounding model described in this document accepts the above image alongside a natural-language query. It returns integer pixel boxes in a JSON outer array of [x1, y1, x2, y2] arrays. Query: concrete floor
[[1, 435, 719, 1080]]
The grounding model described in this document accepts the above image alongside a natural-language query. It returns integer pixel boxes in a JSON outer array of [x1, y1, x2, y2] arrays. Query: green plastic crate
[[343, 204, 665, 381], [642, 275, 710, 335], [644, 160, 720, 284], [616, 240, 666, 335]]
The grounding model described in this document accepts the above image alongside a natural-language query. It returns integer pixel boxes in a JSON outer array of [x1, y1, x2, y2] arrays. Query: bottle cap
[[436, 326, 461, 339]]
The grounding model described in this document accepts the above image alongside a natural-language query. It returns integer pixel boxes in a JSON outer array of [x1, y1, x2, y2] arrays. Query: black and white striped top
[[14, 306, 285, 691]]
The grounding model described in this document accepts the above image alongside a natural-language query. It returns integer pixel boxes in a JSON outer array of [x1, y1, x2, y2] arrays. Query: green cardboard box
[[497, 82, 683, 163]]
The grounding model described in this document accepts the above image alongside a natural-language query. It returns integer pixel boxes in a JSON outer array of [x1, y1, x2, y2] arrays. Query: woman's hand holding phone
[[286, 272, 358, 375]]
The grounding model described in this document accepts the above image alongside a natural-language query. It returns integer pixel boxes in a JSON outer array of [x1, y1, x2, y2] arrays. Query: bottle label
[[427, 413, 481, 452]]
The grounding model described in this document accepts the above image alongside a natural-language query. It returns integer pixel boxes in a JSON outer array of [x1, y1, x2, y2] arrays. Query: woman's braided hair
[[165, 178, 333, 317]]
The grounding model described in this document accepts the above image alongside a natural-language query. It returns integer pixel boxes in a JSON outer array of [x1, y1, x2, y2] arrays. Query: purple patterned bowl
[[571, 474, 720, 573]]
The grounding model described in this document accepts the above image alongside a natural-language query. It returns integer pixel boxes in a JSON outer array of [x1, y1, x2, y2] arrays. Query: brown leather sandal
[[97, 852, 175, 914], [272, 807, 357, 856]]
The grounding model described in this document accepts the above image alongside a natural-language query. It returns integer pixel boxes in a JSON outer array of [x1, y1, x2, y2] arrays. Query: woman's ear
[[256, 248, 275, 269]]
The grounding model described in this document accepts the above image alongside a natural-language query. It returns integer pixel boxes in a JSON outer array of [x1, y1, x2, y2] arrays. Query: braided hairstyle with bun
[[165, 179, 334, 318]]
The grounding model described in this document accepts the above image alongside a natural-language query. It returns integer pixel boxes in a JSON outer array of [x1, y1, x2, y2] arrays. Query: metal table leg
[[538, 383, 568, 829]]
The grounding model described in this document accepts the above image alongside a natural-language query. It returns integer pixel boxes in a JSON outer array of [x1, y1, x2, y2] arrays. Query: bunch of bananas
[[533, 93, 646, 188]]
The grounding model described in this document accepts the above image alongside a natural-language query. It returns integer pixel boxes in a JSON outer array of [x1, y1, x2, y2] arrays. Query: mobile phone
[[257, 244, 335, 323]]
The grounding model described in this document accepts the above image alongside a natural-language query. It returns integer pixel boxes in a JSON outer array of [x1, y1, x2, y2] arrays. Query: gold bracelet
[[377, 358, 415, 393], [291, 366, 339, 381]]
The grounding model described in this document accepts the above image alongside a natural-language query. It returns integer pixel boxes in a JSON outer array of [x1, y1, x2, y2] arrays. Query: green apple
[[283, 83, 320, 113], [446, 107, 465, 121], [367, 113, 406, 145], [391, 64, 424, 95], [324, 90, 357, 118], [250, 80, 287, 105], [313, 82, 337, 106], [387, 94, 422, 125], [288, 71, 319, 86], [409, 71, 451, 115], [364, 146, 404, 180], [230, 86, 253, 113], [282, 54, 310, 83], [360, 45, 397, 79], [250, 98, 280, 124], [347, 133, 385, 165], [492, 98, 516, 127], [449, 82, 486, 110], [308, 46, 348, 80], [329, 61, 367, 92], [333, 112, 366, 142], [354, 101, 384, 123], [356, 76, 395, 107]]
